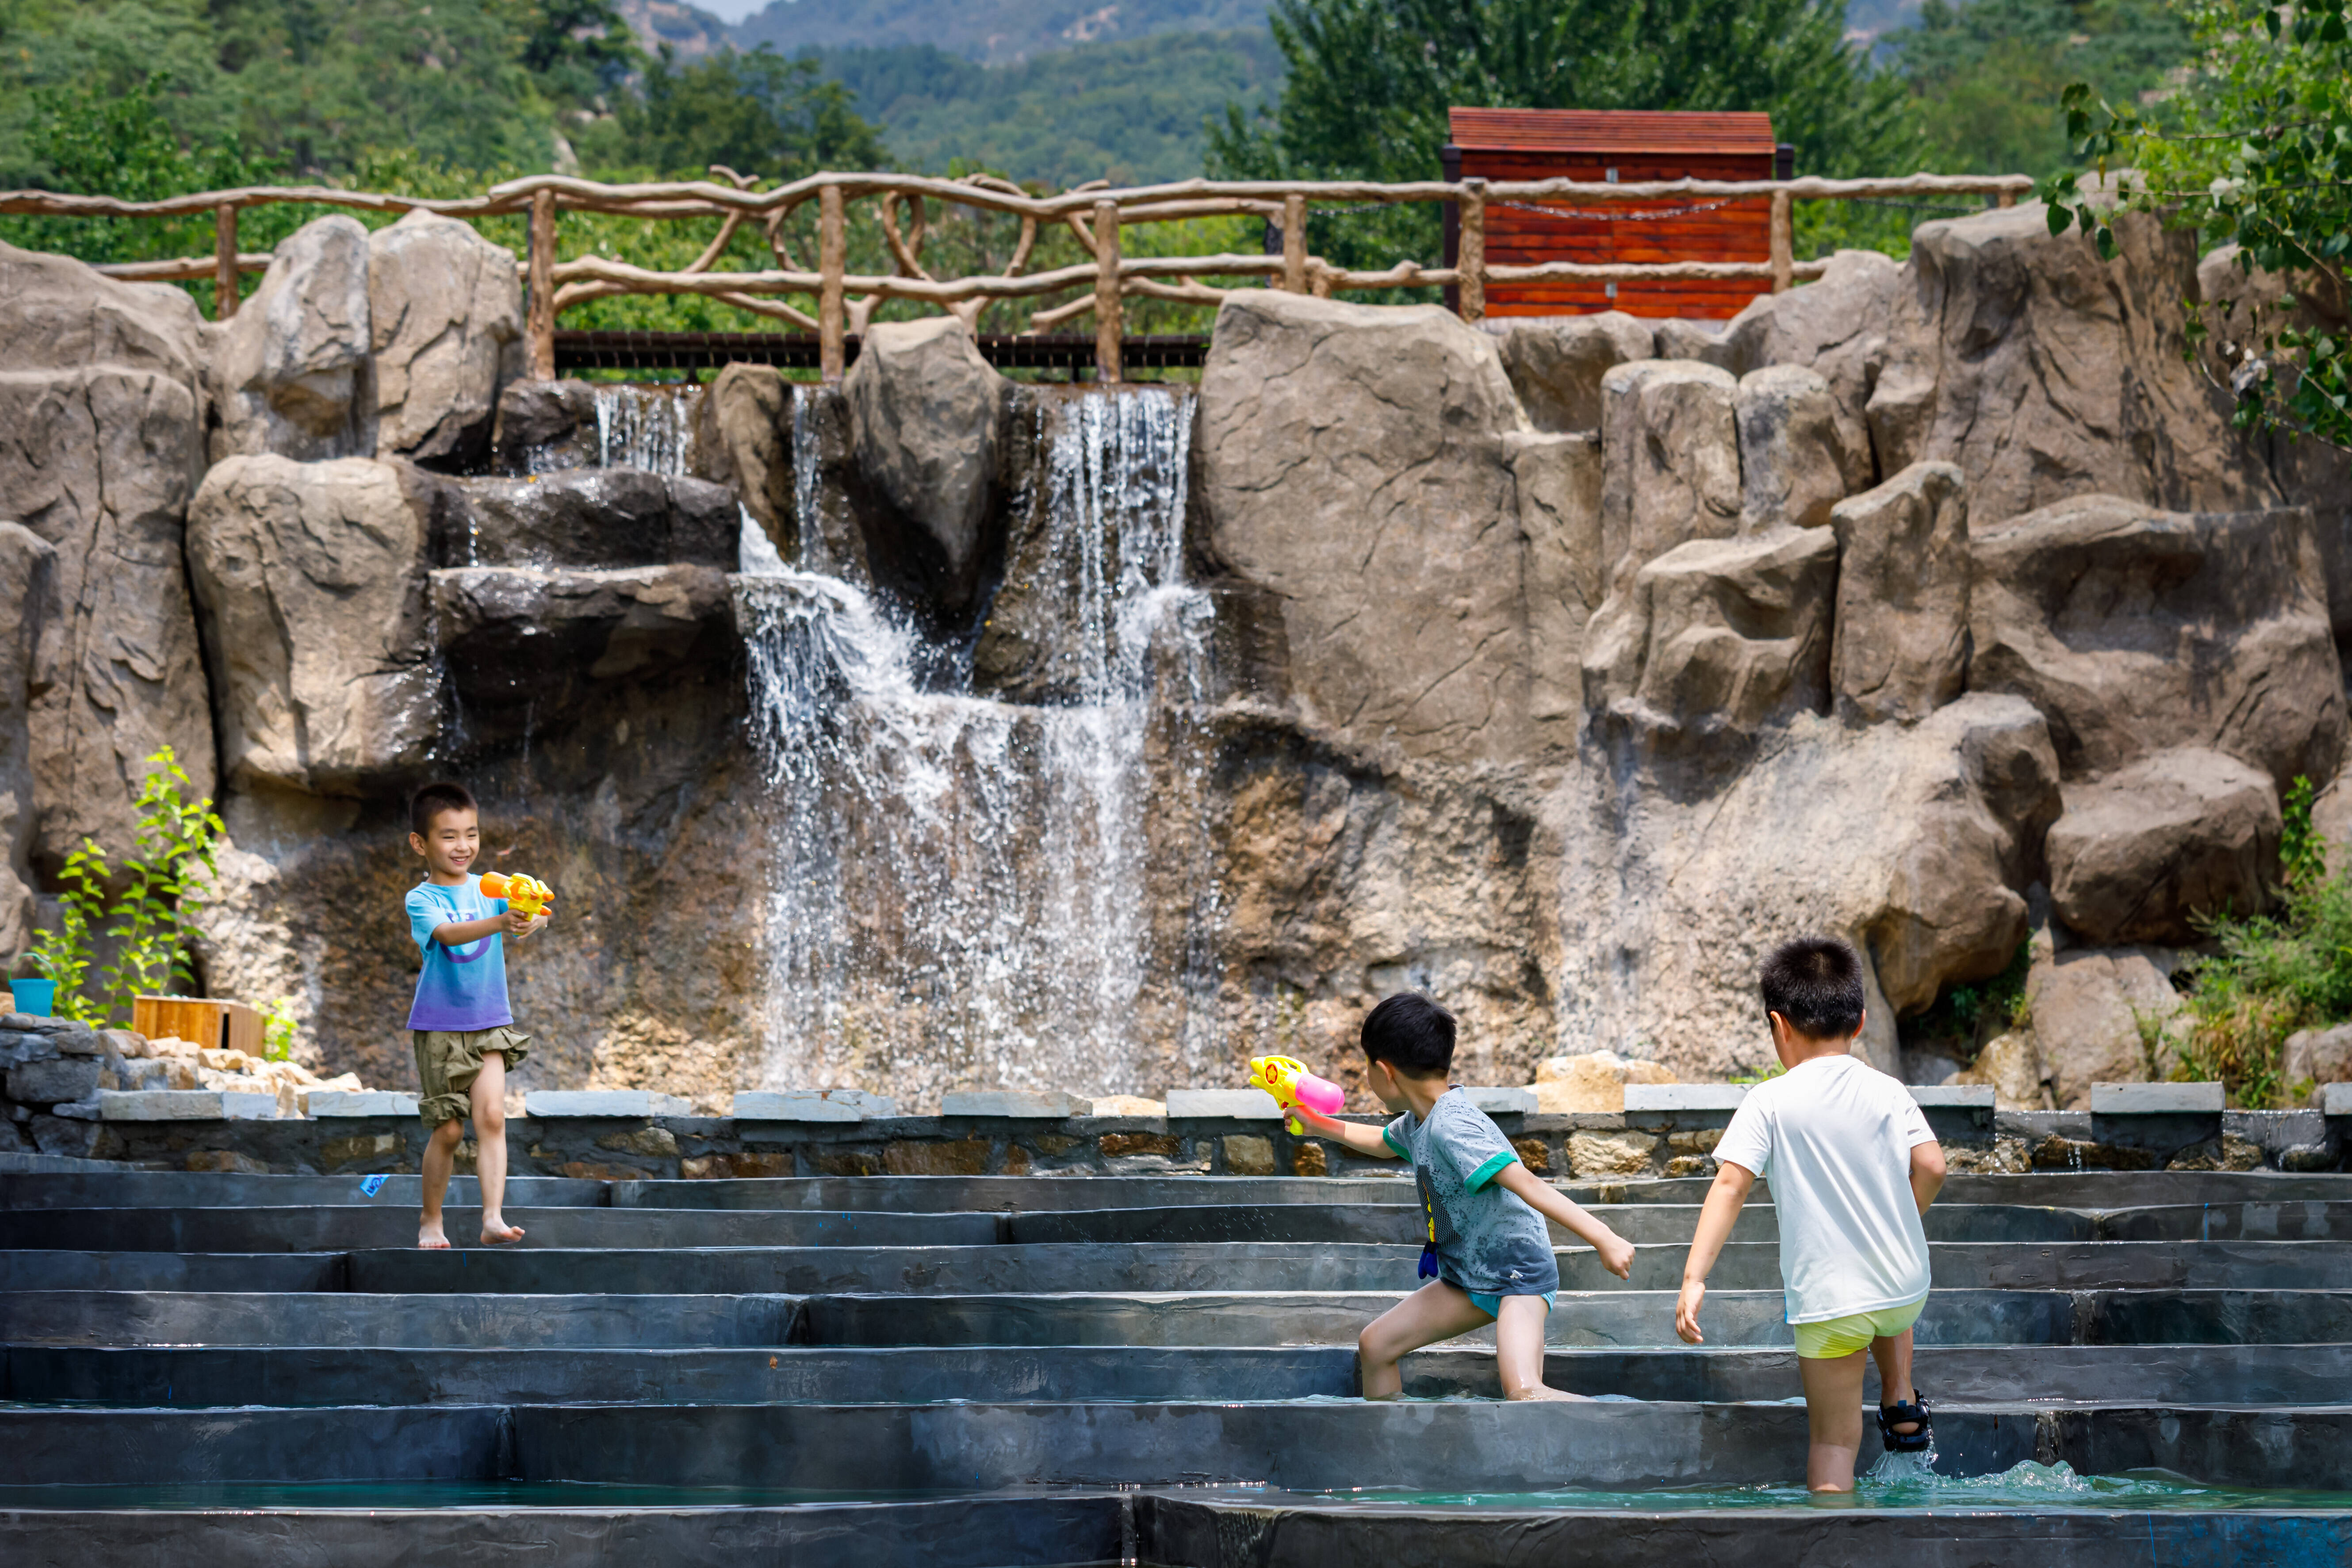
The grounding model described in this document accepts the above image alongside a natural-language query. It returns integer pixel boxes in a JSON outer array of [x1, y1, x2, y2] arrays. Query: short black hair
[[1760, 936, 1867, 1040], [1360, 992, 1456, 1077], [409, 781, 479, 836]]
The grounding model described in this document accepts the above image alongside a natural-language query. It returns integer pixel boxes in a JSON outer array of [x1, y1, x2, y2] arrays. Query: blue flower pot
[[9, 978, 55, 1016]]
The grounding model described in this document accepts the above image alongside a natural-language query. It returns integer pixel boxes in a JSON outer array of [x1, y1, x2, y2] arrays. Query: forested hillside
[[731, 0, 1271, 65]]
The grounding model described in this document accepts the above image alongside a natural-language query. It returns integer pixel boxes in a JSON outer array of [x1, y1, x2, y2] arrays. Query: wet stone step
[[0, 1290, 804, 1349], [16, 1401, 2352, 1492], [0, 1251, 347, 1293], [11, 1342, 2348, 1410], [0, 1173, 607, 1212], [0, 1206, 1011, 1253]]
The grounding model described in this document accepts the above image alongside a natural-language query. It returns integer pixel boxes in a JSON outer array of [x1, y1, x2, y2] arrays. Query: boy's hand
[[500, 909, 535, 938], [1674, 1279, 1706, 1344], [1596, 1229, 1636, 1280]]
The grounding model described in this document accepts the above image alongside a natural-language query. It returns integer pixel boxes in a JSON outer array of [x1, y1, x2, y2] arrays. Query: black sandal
[[1877, 1390, 1932, 1453]]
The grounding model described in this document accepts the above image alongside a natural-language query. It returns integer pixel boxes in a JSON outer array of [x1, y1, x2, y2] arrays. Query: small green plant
[[2281, 775, 2328, 893], [260, 997, 301, 1062], [21, 748, 223, 1028], [1728, 1062, 1787, 1085]]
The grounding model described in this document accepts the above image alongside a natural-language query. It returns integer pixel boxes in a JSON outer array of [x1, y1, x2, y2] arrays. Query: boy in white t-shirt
[[1674, 935, 1947, 1492]]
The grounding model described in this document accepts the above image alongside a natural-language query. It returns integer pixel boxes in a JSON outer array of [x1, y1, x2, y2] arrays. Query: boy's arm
[[431, 912, 531, 944], [1674, 1161, 1755, 1345], [1910, 1139, 1946, 1215], [1293, 1108, 1399, 1160], [1492, 1161, 1635, 1279]]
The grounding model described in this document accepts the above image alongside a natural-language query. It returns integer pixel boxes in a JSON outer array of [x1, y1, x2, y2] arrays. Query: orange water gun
[[479, 871, 554, 924], [1247, 1054, 1348, 1135]]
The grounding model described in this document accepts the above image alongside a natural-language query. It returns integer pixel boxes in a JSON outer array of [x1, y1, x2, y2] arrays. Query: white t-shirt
[[1712, 1053, 1937, 1324]]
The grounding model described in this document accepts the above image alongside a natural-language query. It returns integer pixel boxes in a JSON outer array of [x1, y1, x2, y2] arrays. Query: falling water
[[589, 384, 695, 477], [734, 385, 1221, 1108]]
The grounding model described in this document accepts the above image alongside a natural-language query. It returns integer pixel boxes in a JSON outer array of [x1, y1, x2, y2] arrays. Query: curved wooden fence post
[[1283, 193, 1307, 293], [1093, 198, 1122, 384], [819, 182, 847, 382], [213, 203, 239, 321], [1770, 189, 1794, 294], [1457, 178, 1485, 323], [527, 190, 558, 381]]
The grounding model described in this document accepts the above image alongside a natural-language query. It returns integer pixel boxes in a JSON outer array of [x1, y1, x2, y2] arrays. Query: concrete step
[[11, 1400, 2352, 1491], [0, 1172, 608, 1211], [10, 1341, 2347, 1409]]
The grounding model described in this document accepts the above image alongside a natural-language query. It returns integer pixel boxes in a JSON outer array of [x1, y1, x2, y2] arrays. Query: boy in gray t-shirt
[[1297, 993, 1636, 1400]]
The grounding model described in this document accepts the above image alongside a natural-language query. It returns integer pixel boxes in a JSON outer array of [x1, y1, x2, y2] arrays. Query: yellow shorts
[[1790, 1299, 1925, 1360]]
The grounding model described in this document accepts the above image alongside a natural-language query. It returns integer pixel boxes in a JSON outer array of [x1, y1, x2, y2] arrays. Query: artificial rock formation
[[1735, 364, 1855, 531], [367, 209, 523, 464], [0, 242, 216, 868], [1596, 359, 1740, 581], [212, 215, 375, 463], [2026, 944, 2185, 1110], [0, 523, 59, 957], [1968, 494, 2344, 789], [187, 456, 438, 794], [429, 469, 739, 570], [1831, 461, 1970, 725], [844, 316, 1007, 612], [1495, 312, 1654, 433], [2047, 748, 2282, 947]]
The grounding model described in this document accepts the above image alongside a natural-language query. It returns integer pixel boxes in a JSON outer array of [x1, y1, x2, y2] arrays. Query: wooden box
[[1444, 108, 1790, 320], [133, 995, 264, 1055]]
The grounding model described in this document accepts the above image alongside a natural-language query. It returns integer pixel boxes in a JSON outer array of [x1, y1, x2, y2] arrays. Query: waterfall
[[589, 384, 694, 477], [734, 384, 1221, 1108]]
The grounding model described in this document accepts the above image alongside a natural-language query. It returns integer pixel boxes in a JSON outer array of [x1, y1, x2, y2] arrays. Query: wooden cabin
[[1443, 108, 1792, 320]]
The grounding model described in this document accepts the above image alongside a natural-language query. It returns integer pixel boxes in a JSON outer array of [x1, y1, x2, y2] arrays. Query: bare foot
[[418, 1220, 451, 1250], [480, 1217, 525, 1245], [1504, 1386, 1590, 1402]]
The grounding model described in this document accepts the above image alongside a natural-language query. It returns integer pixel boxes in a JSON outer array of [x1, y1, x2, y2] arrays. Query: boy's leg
[[1358, 1279, 1491, 1399], [1870, 1326, 1919, 1425], [470, 1054, 523, 1244], [1796, 1349, 1869, 1491], [419, 1119, 463, 1249], [1494, 1296, 1581, 1401]]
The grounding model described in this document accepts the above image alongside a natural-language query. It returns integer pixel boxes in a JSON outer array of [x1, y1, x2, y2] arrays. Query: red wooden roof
[[1447, 108, 1777, 156]]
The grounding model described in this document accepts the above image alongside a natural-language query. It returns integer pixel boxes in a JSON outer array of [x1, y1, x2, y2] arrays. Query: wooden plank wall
[[1463, 151, 1775, 319]]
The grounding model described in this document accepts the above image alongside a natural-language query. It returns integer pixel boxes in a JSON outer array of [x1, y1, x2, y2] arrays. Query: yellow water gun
[[1247, 1054, 1347, 1135], [479, 871, 554, 924]]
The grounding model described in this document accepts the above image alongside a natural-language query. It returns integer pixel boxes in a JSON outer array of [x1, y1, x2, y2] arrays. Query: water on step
[[589, 383, 695, 476], [735, 385, 1220, 1109]]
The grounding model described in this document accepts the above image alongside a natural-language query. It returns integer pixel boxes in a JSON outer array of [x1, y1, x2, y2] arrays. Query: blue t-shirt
[[405, 876, 512, 1031], [1384, 1088, 1560, 1296]]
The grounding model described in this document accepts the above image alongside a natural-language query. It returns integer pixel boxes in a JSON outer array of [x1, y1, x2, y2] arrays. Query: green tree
[[1209, 0, 1916, 272], [578, 45, 889, 180], [2046, 0, 2352, 449]]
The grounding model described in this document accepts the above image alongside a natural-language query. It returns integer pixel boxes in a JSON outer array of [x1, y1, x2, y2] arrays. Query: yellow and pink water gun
[[479, 871, 555, 924], [1247, 1054, 1347, 1135]]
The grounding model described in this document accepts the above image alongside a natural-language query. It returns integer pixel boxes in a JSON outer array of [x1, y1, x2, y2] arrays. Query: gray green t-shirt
[[1384, 1088, 1559, 1297]]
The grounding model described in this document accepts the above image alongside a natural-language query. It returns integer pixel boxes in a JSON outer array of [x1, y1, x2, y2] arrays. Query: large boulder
[[0, 523, 59, 958], [1532, 1049, 1676, 1113], [1702, 249, 1905, 479], [0, 242, 217, 866], [1495, 312, 1653, 433], [367, 209, 523, 465], [1735, 365, 1858, 531], [1555, 694, 2065, 1077], [2047, 748, 2281, 946], [1197, 291, 1560, 760], [1597, 360, 1740, 583], [843, 316, 1007, 611], [691, 364, 794, 556], [427, 470, 739, 569], [1506, 429, 1605, 733], [1877, 205, 2277, 525], [2282, 1023, 2352, 1090], [1831, 461, 1970, 725], [211, 215, 375, 463], [186, 456, 439, 794], [1581, 526, 1840, 775], [1968, 494, 2344, 788], [2026, 943, 2183, 1109]]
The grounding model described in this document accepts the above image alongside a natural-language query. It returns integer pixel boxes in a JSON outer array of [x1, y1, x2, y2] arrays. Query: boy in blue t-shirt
[[1296, 993, 1637, 1399], [404, 781, 548, 1249]]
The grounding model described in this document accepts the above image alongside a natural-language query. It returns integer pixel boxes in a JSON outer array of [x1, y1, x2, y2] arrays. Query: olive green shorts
[[412, 1025, 530, 1129]]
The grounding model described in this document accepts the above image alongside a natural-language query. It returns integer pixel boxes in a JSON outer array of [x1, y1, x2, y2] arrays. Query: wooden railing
[[1, 170, 2033, 382]]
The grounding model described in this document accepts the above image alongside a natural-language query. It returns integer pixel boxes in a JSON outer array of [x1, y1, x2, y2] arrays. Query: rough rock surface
[[2047, 748, 2281, 947], [2283, 1023, 2352, 1089], [1556, 695, 2064, 1077], [367, 209, 522, 464], [0, 242, 216, 866], [186, 456, 438, 794], [1703, 249, 1903, 480], [1969, 495, 2344, 788], [1582, 526, 1840, 774], [0, 523, 59, 955], [429, 469, 739, 569], [691, 365, 793, 552], [2026, 944, 2183, 1109], [1735, 365, 1853, 531], [1494, 313, 1653, 433], [1506, 429, 1605, 734], [1952, 1031, 2045, 1111], [1198, 292, 1558, 761], [844, 317, 1007, 610], [212, 215, 374, 463], [1597, 360, 1740, 582], [1532, 1050, 1676, 1113], [1831, 461, 1970, 724]]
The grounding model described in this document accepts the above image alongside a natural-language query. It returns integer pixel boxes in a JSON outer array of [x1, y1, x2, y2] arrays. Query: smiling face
[[409, 806, 481, 883]]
